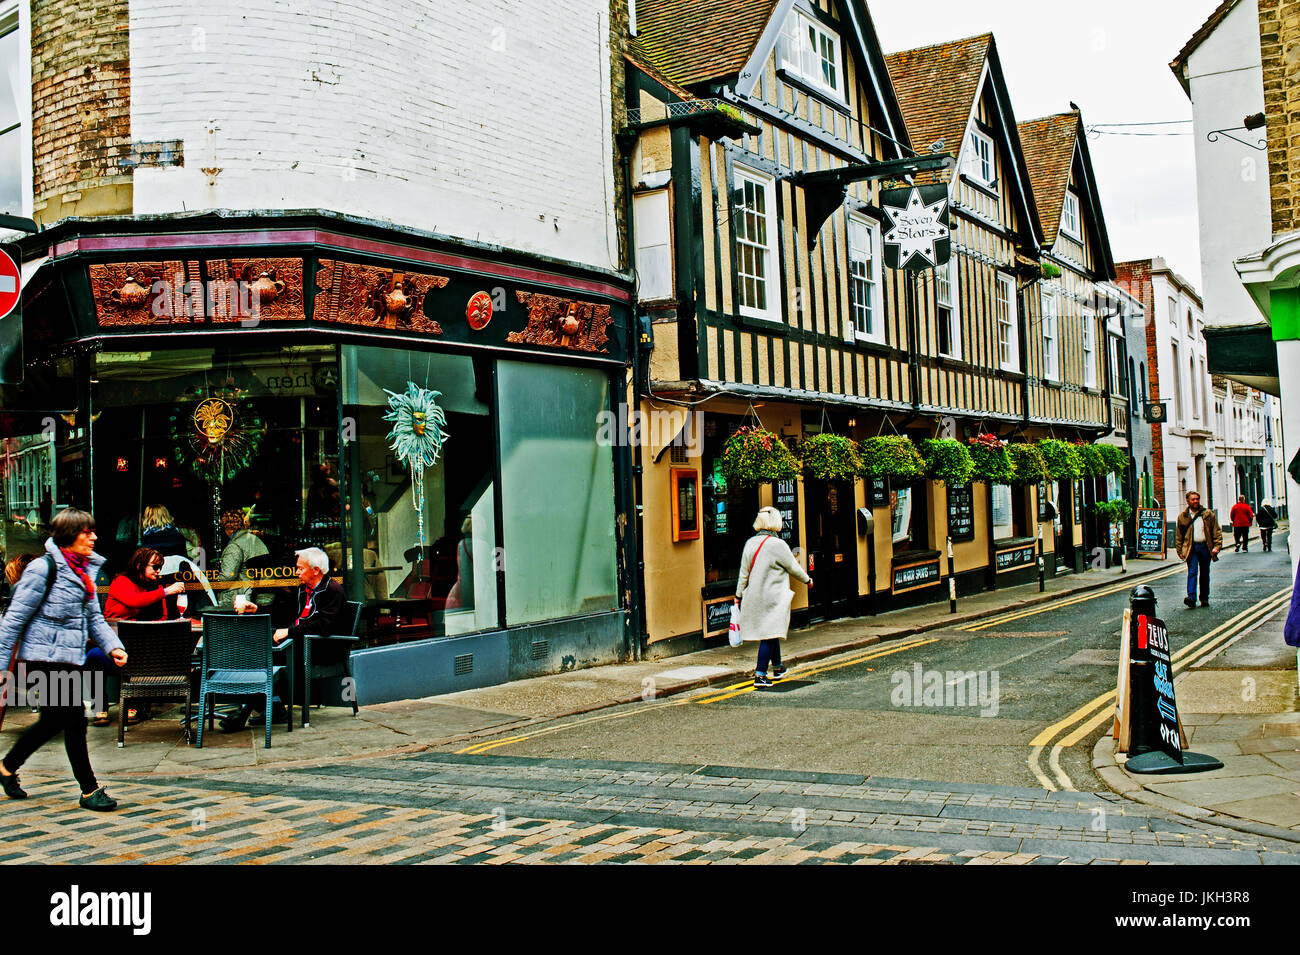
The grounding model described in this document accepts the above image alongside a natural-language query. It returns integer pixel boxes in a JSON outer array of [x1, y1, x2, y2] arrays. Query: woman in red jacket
[[93, 548, 185, 726], [104, 548, 185, 621]]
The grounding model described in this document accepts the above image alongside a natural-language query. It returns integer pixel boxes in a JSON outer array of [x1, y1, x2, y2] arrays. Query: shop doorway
[[1055, 479, 1074, 572], [805, 477, 858, 621]]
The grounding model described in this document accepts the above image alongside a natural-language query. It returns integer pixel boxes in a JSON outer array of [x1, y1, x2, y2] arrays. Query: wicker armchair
[[196, 613, 290, 749], [113, 619, 201, 748]]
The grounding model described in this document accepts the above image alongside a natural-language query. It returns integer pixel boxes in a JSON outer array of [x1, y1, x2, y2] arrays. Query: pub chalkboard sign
[[1136, 507, 1165, 558], [702, 595, 734, 639], [775, 478, 800, 550], [893, 559, 941, 593], [947, 485, 974, 541], [868, 476, 889, 508], [994, 543, 1035, 573], [1140, 614, 1182, 764]]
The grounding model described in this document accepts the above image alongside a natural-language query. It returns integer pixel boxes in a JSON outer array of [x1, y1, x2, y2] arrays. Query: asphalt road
[[450, 530, 1294, 793]]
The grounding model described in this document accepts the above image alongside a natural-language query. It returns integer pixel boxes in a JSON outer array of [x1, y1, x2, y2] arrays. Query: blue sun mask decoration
[[383, 381, 449, 546]]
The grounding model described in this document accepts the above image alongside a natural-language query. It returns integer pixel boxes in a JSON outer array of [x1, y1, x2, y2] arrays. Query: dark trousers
[[1234, 526, 1250, 550], [1186, 542, 1212, 602], [1261, 527, 1274, 550], [3, 666, 98, 793], [756, 639, 782, 675]]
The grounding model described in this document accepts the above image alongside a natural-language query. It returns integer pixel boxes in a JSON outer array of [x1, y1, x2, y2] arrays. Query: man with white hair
[[222, 546, 345, 731]]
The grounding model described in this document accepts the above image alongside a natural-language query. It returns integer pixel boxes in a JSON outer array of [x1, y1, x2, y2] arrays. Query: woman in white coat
[[735, 506, 811, 687]]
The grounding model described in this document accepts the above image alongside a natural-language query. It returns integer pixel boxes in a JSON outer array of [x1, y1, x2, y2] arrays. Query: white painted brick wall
[[129, 0, 618, 271]]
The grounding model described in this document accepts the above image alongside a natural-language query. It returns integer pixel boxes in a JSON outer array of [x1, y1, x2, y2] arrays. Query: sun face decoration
[[193, 398, 234, 445], [383, 382, 450, 547], [171, 388, 264, 483]]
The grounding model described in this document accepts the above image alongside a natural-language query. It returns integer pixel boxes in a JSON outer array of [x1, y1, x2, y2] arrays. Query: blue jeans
[[1186, 542, 1212, 602], [756, 639, 782, 675]]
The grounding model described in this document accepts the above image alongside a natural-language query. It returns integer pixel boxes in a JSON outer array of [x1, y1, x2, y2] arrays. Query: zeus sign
[[880, 185, 951, 272]]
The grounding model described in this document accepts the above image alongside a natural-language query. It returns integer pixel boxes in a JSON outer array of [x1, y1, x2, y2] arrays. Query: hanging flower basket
[[1038, 439, 1083, 482], [1005, 442, 1050, 486], [859, 435, 926, 481], [920, 438, 974, 488], [1095, 443, 1129, 476], [1092, 498, 1133, 525], [1074, 442, 1107, 478], [720, 426, 801, 488], [800, 433, 863, 481], [967, 433, 1014, 484]]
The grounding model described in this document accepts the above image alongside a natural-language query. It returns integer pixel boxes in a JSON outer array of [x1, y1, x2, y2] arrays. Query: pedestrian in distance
[[1230, 495, 1254, 552], [1175, 491, 1222, 609], [735, 506, 811, 688], [1257, 499, 1278, 552], [0, 509, 127, 811]]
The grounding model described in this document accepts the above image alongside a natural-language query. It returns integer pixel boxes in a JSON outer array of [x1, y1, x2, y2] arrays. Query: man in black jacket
[[1257, 500, 1278, 552], [222, 547, 344, 731]]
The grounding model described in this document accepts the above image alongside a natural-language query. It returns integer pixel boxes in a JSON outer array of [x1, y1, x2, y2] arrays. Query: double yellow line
[[960, 566, 1183, 632], [456, 637, 939, 754], [1027, 587, 1294, 791]]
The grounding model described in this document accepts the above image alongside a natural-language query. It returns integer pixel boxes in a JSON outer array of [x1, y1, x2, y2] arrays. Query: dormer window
[[964, 128, 995, 188], [778, 8, 844, 101], [1061, 191, 1081, 240]]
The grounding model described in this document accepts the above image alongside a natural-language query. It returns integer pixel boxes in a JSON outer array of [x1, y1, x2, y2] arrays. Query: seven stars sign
[[880, 185, 951, 272]]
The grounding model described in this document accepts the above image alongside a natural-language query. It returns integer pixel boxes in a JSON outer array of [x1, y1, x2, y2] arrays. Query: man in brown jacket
[[1175, 490, 1223, 608]]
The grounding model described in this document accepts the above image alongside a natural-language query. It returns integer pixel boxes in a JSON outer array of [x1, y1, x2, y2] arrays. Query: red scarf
[[60, 548, 95, 599]]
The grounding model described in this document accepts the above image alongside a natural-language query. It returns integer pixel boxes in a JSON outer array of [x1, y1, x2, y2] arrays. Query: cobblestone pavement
[[4, 753, 1299, 864]]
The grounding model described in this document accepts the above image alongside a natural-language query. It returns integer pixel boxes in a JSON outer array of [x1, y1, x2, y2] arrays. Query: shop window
[[497, 360, 617, 624], [0, 430, 57, 565], [92, 346, 341, 605], [701, 415, 761, 584], [991, 484, 1015, 541], [342, 346, 498, 639], [0, 22, 23, 216], [892, 480, 930, 553]]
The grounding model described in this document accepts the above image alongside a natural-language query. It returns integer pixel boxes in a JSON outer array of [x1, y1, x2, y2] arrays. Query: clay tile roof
[[625, 48, 697, 102], [1170, 0, 1239, 93], [884, 34, 992, 159], [1018, 112, 1080, 247], [631, 0, 782, 88]]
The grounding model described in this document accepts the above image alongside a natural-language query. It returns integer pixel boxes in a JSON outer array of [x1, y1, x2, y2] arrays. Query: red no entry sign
[[0, 247, 19, 320]]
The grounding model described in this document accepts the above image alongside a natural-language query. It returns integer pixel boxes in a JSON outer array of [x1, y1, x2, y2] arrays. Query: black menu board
[[775, 478, 800, 549], [868, 476, 889, 508], [1136, 507, 1165, 557], [947, 485, 974, 541]]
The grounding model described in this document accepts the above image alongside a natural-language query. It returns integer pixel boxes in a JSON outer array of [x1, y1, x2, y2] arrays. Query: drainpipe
[[617, 128, 647, 662]]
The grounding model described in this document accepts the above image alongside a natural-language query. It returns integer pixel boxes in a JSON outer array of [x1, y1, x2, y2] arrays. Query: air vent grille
[[454, 653, 474, 676], [531, 640, 550, 660]]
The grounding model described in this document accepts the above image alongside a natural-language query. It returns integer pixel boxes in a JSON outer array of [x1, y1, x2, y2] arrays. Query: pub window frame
[[848, 212, 884, 345], [995, 272, 1019, 371], [1041, 288, 1059, 381], [936, 259, 960, 358], [1061, 191, 1081, 240], [733, 163, 781, 324]]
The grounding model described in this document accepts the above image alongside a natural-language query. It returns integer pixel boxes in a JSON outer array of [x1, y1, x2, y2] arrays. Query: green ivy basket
[[920, 438, 974, 488], [1038, 439, 1083, 482], [1005, 442, 1050, 486], [801, 433, 864, 481], [1095, 443, 1129, 476], [967, 433, 1014, 484], [859, 435, 926, 481], [720, 426, 801, 488], [1074, 442, 1108, 478], [1092, 498, 1133, 525]]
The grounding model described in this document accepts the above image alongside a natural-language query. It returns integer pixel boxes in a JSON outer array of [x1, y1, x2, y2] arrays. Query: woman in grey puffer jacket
[[0, 509, 126, 811]]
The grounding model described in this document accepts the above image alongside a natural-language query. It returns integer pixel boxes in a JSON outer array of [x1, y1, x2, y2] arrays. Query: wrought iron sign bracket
[[786, 154, 955, 250], [1207, 126, 1266, 151]]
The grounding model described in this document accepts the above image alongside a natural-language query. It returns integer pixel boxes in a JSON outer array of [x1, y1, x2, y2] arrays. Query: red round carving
[[466, 291, 493, 330]]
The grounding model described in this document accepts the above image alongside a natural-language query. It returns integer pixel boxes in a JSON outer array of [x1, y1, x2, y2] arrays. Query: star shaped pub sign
[[880, 184, 951, 272]]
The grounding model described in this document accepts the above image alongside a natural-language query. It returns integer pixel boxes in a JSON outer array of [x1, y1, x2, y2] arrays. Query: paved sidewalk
[[2, 556, 1181, 779], [1094, 592, 1300, 842]]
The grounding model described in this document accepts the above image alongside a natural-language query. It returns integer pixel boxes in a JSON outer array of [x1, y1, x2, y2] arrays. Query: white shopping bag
[[728, 602, 743, 647]]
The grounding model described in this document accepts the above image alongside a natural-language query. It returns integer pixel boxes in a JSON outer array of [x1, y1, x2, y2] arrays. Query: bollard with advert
[[1117, 585, 1223, 775], [947, 536, 957, 614], [1036, 523, 1045, 592]]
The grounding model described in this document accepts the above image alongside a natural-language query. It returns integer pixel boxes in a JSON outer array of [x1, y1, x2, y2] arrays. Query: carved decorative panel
[[313, 259, 447, 334], [204, 257, 305, 324], [506, 291, 611, 353], [91, 261, 199, 326]]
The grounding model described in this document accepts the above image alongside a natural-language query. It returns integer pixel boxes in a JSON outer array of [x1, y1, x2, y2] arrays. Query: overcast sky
[[870, 0, 1222, 290]]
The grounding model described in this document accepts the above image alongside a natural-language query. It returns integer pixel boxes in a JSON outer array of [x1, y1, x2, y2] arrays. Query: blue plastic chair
[[196, 613, 290, 749]]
